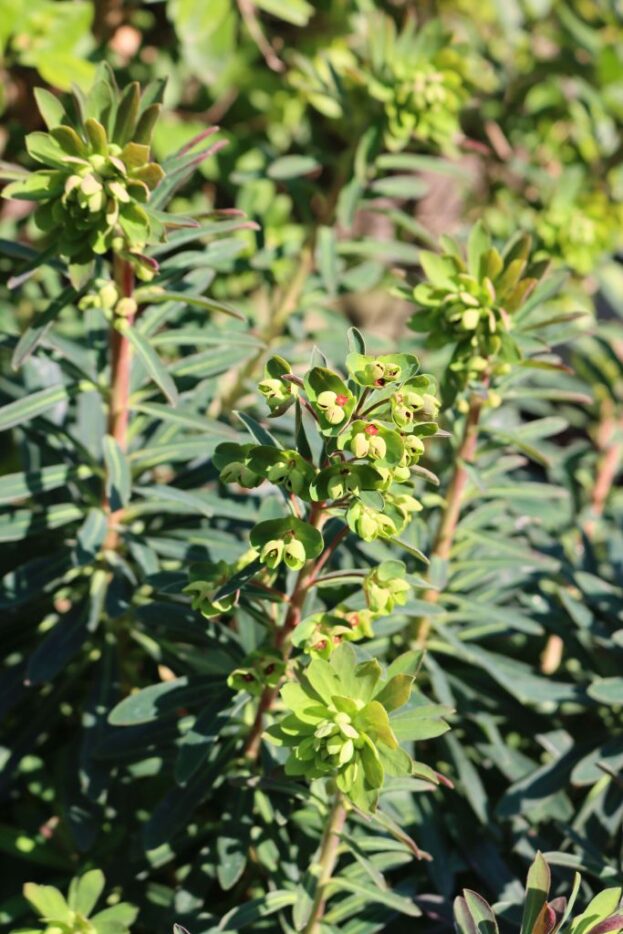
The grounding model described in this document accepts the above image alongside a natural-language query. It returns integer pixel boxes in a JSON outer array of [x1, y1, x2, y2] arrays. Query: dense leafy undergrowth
[[0, 2, 622, 933]]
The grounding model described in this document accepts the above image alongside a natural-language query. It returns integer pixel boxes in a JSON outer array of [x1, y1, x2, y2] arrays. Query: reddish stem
[[108, 256, 135, 446], [416, 393, 484, 646], [584, 403, 623, 537], [104, 255, 135, 549]]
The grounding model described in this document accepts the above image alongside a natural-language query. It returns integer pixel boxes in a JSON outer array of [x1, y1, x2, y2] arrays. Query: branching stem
[[302, 791, 347, 934]]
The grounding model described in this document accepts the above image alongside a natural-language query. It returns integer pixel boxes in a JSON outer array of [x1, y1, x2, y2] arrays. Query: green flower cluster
[[20, 870, 136, 934], [227, 649, 286, 697], [266, 643, 448, 812], [291, 607, 376, 659], [364, 560, 411, 614], [484, 169, 623, 279], [250, 517, 324, 572], [258, 354, 298, 415], [185, 560, 240, 618], [409, 222, 547, 397], [364, 19, 493, 153], [2, 64, 165, 276], [291, 561, 412, 660], [214, 349, 440, 548], [535, 171, 623, 277]]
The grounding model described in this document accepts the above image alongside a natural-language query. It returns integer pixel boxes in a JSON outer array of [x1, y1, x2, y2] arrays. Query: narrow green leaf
[[520, 852, 551, 934], [118, 320, 178, 405], [327, 878, 421, 917], [12, 286, 79, 369], [0, 504, 82, 542], [317, 226, 338, 296], [267, 155, 320, 179], [109, 677, 224, 725], [76, 509, 108, 563], [218, 890, 298, 930], [587, 678, 623, 706], [0, 385, 70, 432], [0, 464, 82, 505], [103, 435, 131, 510], [134, 288, 245, 320]]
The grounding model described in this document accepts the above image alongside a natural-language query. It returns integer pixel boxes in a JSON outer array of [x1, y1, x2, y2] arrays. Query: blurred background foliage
[[1, 0, 622, 932]]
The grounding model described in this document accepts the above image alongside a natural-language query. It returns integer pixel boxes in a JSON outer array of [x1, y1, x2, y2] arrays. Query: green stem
[[302, 792, 347, 934]]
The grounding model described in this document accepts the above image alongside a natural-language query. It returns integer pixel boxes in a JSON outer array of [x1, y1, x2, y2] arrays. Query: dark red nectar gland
[[335, 394, 349, 406], [364, 424, 379, 435]]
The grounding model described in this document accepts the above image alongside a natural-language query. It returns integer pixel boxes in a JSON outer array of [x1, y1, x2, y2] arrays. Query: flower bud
[[115, 297, 138, 318], [284, 538, 306, 570], [227, 668, 262, 695], [317, 390, 348, 425], [351, 432, 370, 458], [261, 539, 285, 569]]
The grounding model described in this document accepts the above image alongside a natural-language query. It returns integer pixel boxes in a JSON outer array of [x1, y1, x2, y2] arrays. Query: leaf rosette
[[2, 65, 166, 276], [266, 643, 447, 812]]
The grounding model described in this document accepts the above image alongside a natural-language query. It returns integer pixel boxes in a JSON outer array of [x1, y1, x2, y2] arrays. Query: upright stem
[[584, 399, 622, 537], [243, 505, 327, 760], [104, 255, 135, 550], [108, 255, 135, 447], [302, 792, 347, 934], [416, 392, 484, 647]]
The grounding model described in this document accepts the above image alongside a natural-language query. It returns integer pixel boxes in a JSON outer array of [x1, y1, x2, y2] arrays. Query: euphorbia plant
[[181, 336, 451, 930], [401, 221, 573, 643]]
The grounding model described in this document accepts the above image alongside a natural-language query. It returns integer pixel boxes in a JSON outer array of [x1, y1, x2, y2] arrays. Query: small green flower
[[340, 421, 404, 467], [316, 389, 349, 425], [261, 538, 285, 570], [228, 667, 264, 696], [247, 447, 316, 499], [346, 501, 397, 542], [251, 517, 324, 572], [284, 537, 307, 570], [391, 383, 440, 430], [402, 434, 426, 465], [304, 367, 356, 435], [390, 492, 423, 522], [312, 462, 384, 503], [364, 561, 411, 614], [345, 352, 418, 387], [228, 650, 286, 695], [258, 355, 297, 415], [78, 278, 120, 313], [364, 19, 493, 154], [214, 443, 264, 488], [292, 608, 376, 658], [185, 560, 236, 618], [351, 423, 387, 459]]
